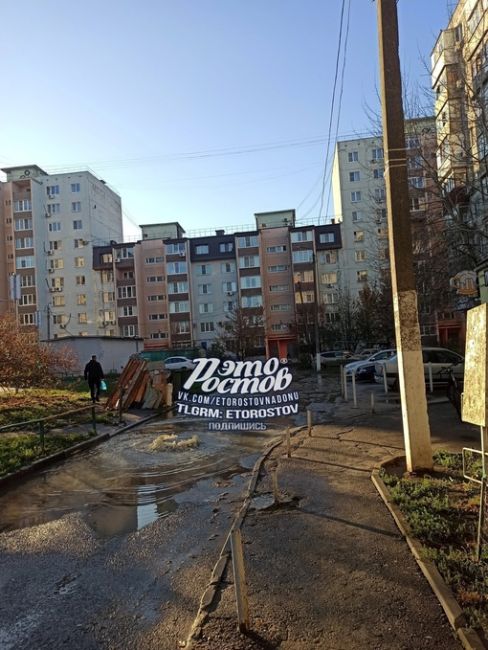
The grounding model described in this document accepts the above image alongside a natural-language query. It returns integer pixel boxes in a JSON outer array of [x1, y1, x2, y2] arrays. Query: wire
[[317, 0, 348, 223]]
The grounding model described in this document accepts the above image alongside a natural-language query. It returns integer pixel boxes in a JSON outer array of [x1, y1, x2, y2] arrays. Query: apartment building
[[0, 165, 123, 340], [331, 119, 449, 343]]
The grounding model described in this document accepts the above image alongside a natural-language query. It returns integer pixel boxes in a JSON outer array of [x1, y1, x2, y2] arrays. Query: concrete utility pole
[[377, 0, 432, 471]]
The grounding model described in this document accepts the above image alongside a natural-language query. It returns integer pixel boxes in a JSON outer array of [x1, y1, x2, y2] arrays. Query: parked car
[[319, 350, 355, 366], [374, 347, 464, 390], [163, 356, 196, 370], [345, 349, 396, 382]]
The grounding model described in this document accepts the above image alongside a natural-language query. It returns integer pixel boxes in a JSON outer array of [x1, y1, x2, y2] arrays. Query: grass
[[0, 431, 94, 477], [380, 450, 488, 632]]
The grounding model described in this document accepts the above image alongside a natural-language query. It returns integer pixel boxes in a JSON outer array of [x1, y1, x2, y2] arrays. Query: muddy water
[[0, 418, 279, 537]]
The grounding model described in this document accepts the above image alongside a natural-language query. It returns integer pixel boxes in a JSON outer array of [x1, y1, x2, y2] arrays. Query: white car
[[374, 347, 464, 390], [163, 356, 196, 370], [345, 349, 396, 381]]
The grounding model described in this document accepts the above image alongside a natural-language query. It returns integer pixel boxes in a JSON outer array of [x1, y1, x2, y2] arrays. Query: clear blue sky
[[1, 0, 452, 239]]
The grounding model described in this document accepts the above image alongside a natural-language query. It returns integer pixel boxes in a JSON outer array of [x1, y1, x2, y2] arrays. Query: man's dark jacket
[[84, 360, 104, 382]]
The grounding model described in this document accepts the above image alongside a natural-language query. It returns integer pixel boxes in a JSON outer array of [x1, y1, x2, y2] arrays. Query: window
[[200, 322, 215, 333], [195, 245, 209, 255], [224, 301, 236, 312], [355, 250, 366, 262], [348, 151, 359, 162], [357, 270, 368, 282], [122, 325, 137, 337], [167, 261, 187, 274], [51, 277, 64, 290], [291, 230, 312, 243], [165, 242, 186, 255], [352, 211, 361, 222], [78, 313, 88, 324], [77, 294, 87, 305], [101, 271, 113, 283], [169, 301, 189, 313], [376, 208, 387, 221], [76, 275, 86, 286], [199, 303, 214, 314], [325, 313, 339, 323], [52, 314, 64, 325], [117, 286, 136, 298], [174, 321, 190, 334], [349, 171, 360, 182], [49, 241, 61, 251], [374, 188, 386, 202], [15, 237, 33, 249], [53, 295, 65, 307], [169, 281, 188, 293], [372, 147, 384, 160], [122, 306, 135, 317], [101, 253, 112, 263], [222, 281, 237, 293], [50, 258, 64, 270], [219, 242, 234, 253], [47, 203, 60, 215], [16, 256, 34, 269], [147, 275, 164, 282], [239, 255, 259, 268], [292, 250, 313, 263], [295, 291, 314, 303], [322, 251, 337, 264], [148, 294, 165, 302], [266, 245, 287, 253], [269, 284, 289, 292], [71, 183, 81, 192], [408, 156, 422, 169], [238, 235, 258, 248], [270, 304, 290, 312], [20, 275, 35, 287], [410, 197, 421, 211], [321, 272, 337, 285], [71, 202, 81, 213], [221, 262, 236, 273], [103, 291, 115, 302], [271, 323, 289, 332], [241, 295, 262, 308], [241, 276, 261, 289], [145, 256, 164, 264], [351, 191, 362, 202], [373, 168, 383, 179], [319, 233, 335, 244], [15, 218, 32, 230], [148, 313, 167, 320], [20, 293, 36, 305], [20, 313, 38, 325], [46, 185, 60, 196], [322, 293, 337, 305], [377, 227, 388, 238], [267, 265, 289, 273], [48, 222, 61, 232], [198, 283, 212, 295], [410, 176, 424, 189], [116, 247, 134, 260], [294, 270, 313, 283], [406, 136, 420, 149], [75, 257, 85, 268], [197, 264, 211, 275], [354, 231, 364, 242], [150, 333, 168, 340], [74, 238, 85, 248], [13, 200, 32, 212], [73, 220, 83, 230]]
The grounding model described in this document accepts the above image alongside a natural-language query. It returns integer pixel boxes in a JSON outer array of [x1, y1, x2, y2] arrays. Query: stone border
[[372, 463, 487, 650], [185, 427, 298, 647], [0, 410, 163, 489]]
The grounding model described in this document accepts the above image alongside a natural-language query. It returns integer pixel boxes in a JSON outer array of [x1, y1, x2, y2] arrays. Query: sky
[[1, 0, 454, 240]]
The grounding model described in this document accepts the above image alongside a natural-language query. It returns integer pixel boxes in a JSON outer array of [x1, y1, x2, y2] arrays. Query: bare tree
[[215, 307, 264, 360]]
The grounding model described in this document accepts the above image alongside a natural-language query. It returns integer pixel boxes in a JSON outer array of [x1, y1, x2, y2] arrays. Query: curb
[[185, 428, 293, 647], [0, 411, 162, 490], [372, 465, 487, 650]]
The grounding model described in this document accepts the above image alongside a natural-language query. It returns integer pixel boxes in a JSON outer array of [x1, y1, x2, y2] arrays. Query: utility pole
[[313, 252, 321, 372], [377, 0, 432, 471]]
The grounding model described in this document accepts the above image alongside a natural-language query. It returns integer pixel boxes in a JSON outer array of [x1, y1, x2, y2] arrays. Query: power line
[[317, 0, 348, 223]]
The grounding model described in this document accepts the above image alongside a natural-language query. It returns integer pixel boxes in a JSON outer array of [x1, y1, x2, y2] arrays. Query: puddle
[[0, 417, 279, 538]]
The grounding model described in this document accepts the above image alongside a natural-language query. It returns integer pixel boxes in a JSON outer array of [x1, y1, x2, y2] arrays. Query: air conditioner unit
[[179, 251, 186, 257], [47, 250, 54, 256], [109, 320, 116, 325], [55, 287, 62, 292], [48, 268, 55, 273], [47, 194, 55, 200], [227, 292, 234, 296]]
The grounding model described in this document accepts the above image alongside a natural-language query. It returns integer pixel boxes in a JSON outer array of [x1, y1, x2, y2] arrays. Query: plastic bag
[[100, 379, 107, 391]]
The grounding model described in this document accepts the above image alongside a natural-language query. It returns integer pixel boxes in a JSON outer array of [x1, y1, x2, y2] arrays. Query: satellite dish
[[24, 169, 31, 176]]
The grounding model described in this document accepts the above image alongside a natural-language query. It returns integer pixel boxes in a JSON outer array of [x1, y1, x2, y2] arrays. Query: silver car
[[345, 349, 396, 381], [374, 347, 464, 390]]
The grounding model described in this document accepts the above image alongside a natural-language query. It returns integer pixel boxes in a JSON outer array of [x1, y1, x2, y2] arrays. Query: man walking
[[84, 355, 104, 403]]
